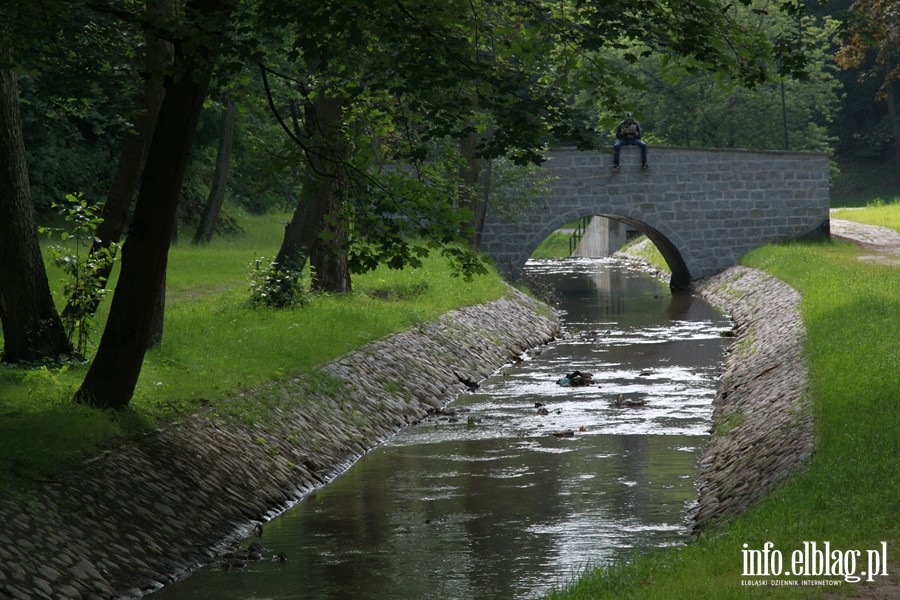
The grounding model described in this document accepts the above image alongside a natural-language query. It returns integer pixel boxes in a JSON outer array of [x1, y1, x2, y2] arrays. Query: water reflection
[[153, 258, 730, 600]]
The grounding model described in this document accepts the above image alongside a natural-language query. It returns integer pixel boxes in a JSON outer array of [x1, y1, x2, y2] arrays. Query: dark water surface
[[153, 258, 730, 600]]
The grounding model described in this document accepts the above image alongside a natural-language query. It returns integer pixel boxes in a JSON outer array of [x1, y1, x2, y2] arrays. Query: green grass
[[0, 212, 508, 492], [832, 198, 900, 231], [547, 205, 899, 599], [620, 237, 670, 272], [532, 230, 573, 258], [531, 218, 592, 259]]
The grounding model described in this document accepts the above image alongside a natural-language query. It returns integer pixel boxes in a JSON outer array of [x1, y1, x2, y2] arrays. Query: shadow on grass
[[0, 397, 153, 494]]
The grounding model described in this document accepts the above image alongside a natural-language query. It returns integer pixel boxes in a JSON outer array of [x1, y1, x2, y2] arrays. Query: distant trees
[[835, 0, 900, 164], [193, 93, 236, 245], [575, 4, 842, 153], [0, 0, 864, 409], [251, 0, 822, 299]]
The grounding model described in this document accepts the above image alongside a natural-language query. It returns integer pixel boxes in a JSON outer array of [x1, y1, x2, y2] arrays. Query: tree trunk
[[272, 93, 349, 285], [147, 271, 166, 349], [146, 226, 177, 349], [193, 93, 236, 244], [459, 132, 484, 247], [310, 185, 351, 293], [75, 0, 233, 408], [476, 157, 493, 246], [0, 45, 73, 363], [62, 0, 173, 321]]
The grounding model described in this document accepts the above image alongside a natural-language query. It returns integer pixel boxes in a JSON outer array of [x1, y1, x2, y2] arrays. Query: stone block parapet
[[481, 146, 830, 287]]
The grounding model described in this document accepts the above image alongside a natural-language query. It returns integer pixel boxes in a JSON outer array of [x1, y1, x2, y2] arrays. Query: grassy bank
[[0, 212, 509, 493], [548, 203, 899, 599], [832, 198, 900, 230]]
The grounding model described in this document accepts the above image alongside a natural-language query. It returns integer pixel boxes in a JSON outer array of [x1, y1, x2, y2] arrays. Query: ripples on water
[[153, 258, 731, 600]]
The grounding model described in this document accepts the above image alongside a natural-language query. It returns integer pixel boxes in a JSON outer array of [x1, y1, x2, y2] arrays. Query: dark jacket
[[616, 119, 641, 141]]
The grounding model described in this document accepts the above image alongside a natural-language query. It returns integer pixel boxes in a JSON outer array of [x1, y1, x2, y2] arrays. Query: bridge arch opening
[[527, 213, 692, 290], [601, 215, 691, 290]]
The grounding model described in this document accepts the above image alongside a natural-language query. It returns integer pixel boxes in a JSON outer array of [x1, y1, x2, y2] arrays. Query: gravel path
[[830, 218, 900, 265]]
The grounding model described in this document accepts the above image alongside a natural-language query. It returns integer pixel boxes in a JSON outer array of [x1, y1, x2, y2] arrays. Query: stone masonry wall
[[481, 146, 830, 283], [615, 238, 816, 533]]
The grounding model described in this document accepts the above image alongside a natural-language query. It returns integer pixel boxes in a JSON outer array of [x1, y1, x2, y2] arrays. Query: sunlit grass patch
[[1, 212, 509, 493], [831, 197, 900, 231]]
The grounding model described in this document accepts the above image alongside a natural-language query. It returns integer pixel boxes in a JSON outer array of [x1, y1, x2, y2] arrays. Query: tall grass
[[548, 211, 899, 598], [0, 212, 508, 492]]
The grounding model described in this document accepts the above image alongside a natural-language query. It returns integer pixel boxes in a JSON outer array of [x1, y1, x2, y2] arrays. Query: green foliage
[[246, 256, 309, 308], [346, 162, 469, 275], [583, 8, 842, 153], [484, 156, 556, 221], [19, 365, 76, 404], [832, 0, 895, 161], [39, 193, 119, 358], [9, 4, 145, 214], [181, 79, 302, 222], [848, 115, 895, 158], [246, 0, 825, 283], [830, 157, 900, 207]]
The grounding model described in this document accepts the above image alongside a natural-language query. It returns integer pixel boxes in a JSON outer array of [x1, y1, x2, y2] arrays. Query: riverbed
[[153, 257, 730, 599]]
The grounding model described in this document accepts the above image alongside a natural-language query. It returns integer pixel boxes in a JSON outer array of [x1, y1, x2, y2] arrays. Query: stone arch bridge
[[479, 146, 830, 288]]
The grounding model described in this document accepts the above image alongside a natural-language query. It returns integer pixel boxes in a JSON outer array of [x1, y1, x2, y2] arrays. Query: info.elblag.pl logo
[[741, 541, 889, 586]]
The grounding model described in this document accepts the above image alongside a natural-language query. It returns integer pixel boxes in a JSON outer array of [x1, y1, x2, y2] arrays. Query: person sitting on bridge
[[613, 112, 649, 172]]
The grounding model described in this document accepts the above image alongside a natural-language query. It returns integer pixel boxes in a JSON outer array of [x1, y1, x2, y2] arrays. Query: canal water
[[153, 257, 731, 600]]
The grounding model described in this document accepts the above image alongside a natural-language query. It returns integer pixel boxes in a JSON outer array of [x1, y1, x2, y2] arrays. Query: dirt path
[[830, 218, 900, 266]]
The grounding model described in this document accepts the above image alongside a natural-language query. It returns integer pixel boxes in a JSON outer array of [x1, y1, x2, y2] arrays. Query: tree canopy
[[0, 0, 884, 407], [834, 0, 900, 163]]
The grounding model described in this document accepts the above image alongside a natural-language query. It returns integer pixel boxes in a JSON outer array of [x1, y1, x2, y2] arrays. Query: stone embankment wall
[[0, 288, 559, 600], [617, 243, 816, 533], [691, 267, 815, 532]]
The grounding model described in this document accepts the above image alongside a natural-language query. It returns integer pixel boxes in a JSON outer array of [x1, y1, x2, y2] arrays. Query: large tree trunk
[[272, 94, 349, 288], [310, 184, 351, 293], [458, 133, 485, 247], [75, 0, 233, 408], [147, 271, 166, 349], [62, 0, 173, 321], [193, 93, 236, 244], [0, 45, 73, 363]]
